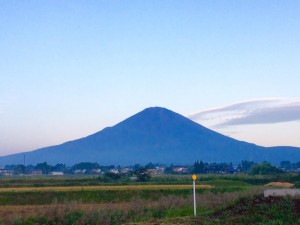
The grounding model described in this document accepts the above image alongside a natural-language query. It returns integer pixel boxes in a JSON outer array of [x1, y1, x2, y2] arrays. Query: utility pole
[[192, 174, 197, 217]]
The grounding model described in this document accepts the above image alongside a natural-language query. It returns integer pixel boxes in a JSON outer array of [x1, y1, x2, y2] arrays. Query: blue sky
[[1, 0, 300, 156]]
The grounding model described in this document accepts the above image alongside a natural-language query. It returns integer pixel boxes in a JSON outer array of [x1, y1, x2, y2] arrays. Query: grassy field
[[1, 173, 298, 186], [0, 174, 299, 224], [0, 184, 213, 192]]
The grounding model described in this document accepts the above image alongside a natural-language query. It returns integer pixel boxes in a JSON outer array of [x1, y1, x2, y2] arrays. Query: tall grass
[[0, 189, 262, 225]]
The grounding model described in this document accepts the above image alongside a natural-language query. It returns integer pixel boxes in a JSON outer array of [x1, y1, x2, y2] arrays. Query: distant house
[[172, 167, 188, 173], [51, 172, 64, 176], [74, 169, 84, 174], [0, 169, 13, 176], [121, 168, 132, 174], [156, 167, 165, 174], [108, 168, 119, 174], [148, 167, 165, 175]]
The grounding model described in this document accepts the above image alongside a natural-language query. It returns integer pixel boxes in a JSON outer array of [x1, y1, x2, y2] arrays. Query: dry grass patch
[[264, 182, 294, 188]]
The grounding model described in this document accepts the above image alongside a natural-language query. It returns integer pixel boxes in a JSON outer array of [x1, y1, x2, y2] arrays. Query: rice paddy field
[[0, 174, 299, 225]]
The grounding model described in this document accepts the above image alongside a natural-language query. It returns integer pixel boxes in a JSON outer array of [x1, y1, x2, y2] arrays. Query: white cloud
[[188, 98, 300, 127]]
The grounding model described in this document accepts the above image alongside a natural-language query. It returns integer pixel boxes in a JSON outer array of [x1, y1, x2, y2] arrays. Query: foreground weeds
[[0, 195, 189, 225], [135, 194, 300, 225], [206, 195, 300, 225], [0, 189, 260, 225]]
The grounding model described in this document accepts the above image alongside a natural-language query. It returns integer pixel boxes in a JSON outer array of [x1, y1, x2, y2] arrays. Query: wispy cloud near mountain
[[189, 98, 300, 127]]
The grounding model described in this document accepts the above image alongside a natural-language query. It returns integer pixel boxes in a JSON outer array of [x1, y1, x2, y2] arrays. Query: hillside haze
[[1, 107, 300, 166]]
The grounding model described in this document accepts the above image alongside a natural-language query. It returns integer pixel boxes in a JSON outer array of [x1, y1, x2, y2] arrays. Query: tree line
[[192, 160, 292, 175], [2, 160, 299, 176]]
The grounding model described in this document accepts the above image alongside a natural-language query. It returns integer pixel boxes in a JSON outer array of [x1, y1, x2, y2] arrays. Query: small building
[[264, 189, 300, 197], [51, 172, 64, 176], [172, 167, 188, 173], [108, 168, 119, 174], [0, 169, 14, 176], [74, 169, 84, 174], [121, 168, 132, 174], [148, 167, 165, 175]]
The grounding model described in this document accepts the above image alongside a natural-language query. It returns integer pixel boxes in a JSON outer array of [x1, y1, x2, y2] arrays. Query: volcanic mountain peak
[[115, 106, 207, 133], [0, 107, 299, 166], [118, 106, 185, 125]]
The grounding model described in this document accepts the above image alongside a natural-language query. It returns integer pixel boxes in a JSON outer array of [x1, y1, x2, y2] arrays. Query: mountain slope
[[0, 107, 299, 166]]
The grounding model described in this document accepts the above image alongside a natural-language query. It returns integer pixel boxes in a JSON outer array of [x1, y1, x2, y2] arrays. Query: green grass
[[0, 189, 195, 205], [1, 173, 298, 187], [132, 195, 300, 225], [0, 175, 106, 188], [5, 194, 300, 225], [0, 173, 299, 224]]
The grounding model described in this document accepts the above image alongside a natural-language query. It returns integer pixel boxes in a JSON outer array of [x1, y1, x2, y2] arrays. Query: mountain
[[1, 107, 300, 166]]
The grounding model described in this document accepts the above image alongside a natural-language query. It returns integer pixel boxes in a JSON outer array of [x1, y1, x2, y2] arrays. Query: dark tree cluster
[[249, 162, 283, 175], [4, 162, 112, 175]]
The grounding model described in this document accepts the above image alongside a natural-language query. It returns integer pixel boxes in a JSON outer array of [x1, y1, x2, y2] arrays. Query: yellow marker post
[[192, 175, 197, 181], [192, 174, 197, 217]]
